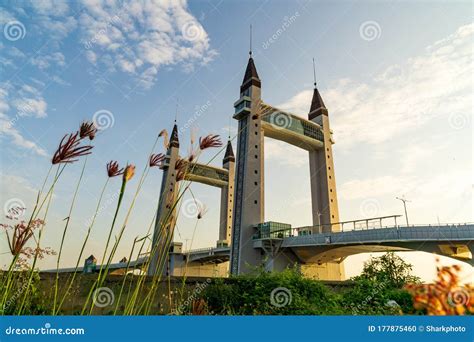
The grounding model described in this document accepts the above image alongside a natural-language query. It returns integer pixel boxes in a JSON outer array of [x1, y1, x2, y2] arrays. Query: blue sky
[[0, 0, 472, 281]]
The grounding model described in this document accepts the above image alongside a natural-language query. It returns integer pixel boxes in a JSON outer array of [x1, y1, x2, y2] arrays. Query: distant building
[[83, 255, 97, 273]]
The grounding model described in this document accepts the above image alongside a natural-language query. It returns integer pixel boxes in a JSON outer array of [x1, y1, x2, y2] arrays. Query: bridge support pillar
[[308, 87, 341, 233], [148, 125, 180, 276], [218, 141, 235, 247], [230, 56, 265, 275]]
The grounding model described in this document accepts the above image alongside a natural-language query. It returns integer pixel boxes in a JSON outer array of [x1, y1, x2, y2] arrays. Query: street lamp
[[396, 197, 411, 227]]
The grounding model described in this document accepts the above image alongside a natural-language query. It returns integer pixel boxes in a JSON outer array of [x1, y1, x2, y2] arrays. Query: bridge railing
[[182, 246, 229, 255], [288, 222, 474, 238], [253, 214, 474, 239]]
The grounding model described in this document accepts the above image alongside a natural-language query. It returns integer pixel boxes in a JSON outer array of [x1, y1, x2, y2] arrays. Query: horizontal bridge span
[[281, 224, 474, 247], [260, 102, 324, 151], [180, 160, 229, 187]]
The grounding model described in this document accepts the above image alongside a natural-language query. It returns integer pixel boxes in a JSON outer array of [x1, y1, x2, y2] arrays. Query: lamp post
[[396, 197, 410, 227]]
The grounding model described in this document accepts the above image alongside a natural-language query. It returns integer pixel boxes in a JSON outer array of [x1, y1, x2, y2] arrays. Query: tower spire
[[249, 24, 252, 56], [312, 57, 317, 88], [174, 98, 179, 123], [223, 139, 235, 164], [308, 58, 327, 120], [241, 25, 260, 93]]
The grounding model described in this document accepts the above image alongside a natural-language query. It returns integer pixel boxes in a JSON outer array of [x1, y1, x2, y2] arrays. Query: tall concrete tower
[[308, 85, 340, 233], [148, 123, 180, 275], [218, 140, 235, 247], [230, 53, 265, 275]]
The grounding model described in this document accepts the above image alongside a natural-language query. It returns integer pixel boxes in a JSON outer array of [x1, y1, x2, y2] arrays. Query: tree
[[355, 252, 419, 288]]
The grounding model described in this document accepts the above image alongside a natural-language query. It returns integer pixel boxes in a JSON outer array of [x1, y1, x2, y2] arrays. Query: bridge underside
[[289, 241, 474, 266]]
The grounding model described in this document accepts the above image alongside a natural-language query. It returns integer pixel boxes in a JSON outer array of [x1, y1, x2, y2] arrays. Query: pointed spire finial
[[174, 98, 179, 123], [312, 58, 317, 88], [228, 115, 231, 139], [249, 24, 252, 56]]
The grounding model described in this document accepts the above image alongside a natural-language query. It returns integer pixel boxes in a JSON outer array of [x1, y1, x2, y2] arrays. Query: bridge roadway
[[46, 223, 474, 273], [189, 223, 474, 266]]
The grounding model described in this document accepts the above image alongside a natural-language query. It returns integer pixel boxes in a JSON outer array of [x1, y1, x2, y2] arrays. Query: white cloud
[[0, 84, 48, 156], [339, 176, 407, 201], [29, 52, 66, 70], [0, 114, 48, 156], [278, 23, 473, 149], [13, 97, 47, 118], [265, 138, 307, 167], [79, 0, 217, 88]]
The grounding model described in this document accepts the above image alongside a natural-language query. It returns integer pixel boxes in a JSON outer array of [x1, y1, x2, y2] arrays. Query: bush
[[201, 268, 343, 315]]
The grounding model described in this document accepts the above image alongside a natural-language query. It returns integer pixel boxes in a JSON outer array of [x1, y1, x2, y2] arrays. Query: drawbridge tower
[[230, 52, 343, 277], [148, 125, 235, 276]]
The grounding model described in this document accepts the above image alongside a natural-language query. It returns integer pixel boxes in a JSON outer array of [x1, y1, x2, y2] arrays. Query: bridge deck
[[282, 224, 474, 247]]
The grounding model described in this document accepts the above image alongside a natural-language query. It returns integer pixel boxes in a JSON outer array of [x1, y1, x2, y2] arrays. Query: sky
[[0, 0, 472, 282]]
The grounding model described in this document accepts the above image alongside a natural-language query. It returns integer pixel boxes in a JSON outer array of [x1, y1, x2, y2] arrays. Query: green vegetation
[[186, 253, 420, 315]]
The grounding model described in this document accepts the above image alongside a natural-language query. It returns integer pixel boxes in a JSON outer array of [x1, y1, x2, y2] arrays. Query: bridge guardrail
[[280, 224, 474, 247]]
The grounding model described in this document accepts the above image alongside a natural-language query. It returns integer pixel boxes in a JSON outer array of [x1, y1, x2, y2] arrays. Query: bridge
[[181, 220, 474, 267], [132, 219, 474, 277], [57, 219, 472, 277]]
